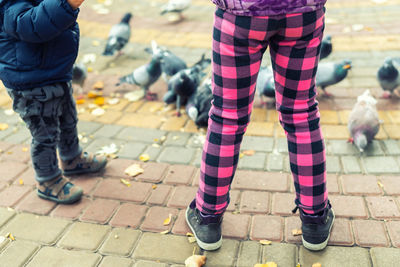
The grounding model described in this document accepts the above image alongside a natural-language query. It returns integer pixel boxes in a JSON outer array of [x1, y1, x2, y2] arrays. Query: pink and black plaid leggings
[[196, 7, 328, 215]]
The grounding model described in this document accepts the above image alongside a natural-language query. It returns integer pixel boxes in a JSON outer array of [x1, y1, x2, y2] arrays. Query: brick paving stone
[[246, 122, 274, 137], [379, 176, 400, 195], [384, 124, 400, 139], [284, 216, 302, 244], [99, 228, 140, 256], [326, 174, 341, 194], [136, 101, 165, 115], [140, 206, 179, 232], [94, 110, 123, 124], [142, 145, 162, 161], [238, 152, 267, 170], [84, 137, 125, 154], [164, 132, 191, 146], [78, 121, 103, 135], [98, 256, 133, 267], [0, 127, 14, 141], [0, 237, 9, 252], [326, 155, 342, 173], [116, 113, 164, 128], [366, 196, 400, 219], [132, 233, 196, 264], [382, 139, 400, 155], [341, 174, 382, 195], [15, 191, 57, 215], [164, 165, 196, 185], [275, 138, 288, 153], [370, 247, 400, 267], [239, 191, 270, 214], [93, 179, 152, 203], [232, 170, 289, 192], [93, 124, 124, 138], [0, 207, 15, 227], [250, 215, 283, 242], [386, 220, 400, 247], [222, 213, 251, 240], [0, 141, 13, 152], [116, 127, 166, 143], [266, 153, 284, 172], [362, 156, 400, 174], [236, 241, 261, 267], [341, 156, 362, 174], [0, 185, 31, 208], [0, 213, 70, 245], [203, 239, 240, 267], [109, 203, 148, 228], [167, 186, 197, 209], [58, 222, 111, 251], [51, 197, 92, 220], [320, 110, 340, 124], [146, 184, 172, 206], [70, 175, 101, 195], [4, 126, 30, 144], [322, 125, 349, 139], [14, 167, 36, 186], [299, 246, 371, 267], [158, 146, 196, 164], [118, 142, 147, 159], [262, 243, 298, 267], [226, 190, 241, 212], [0, 240, 39, 267], [134, 162, 169, 183], [271, 193, 295, 216], [26, 247, 101, 267], [2, 144, 30, 163], [329, 195, 369, 219], [160, 116, 188, 132], [328, 218, 354, 246], [251, 108, 267, 122], [353, 220, 389, 247], [0, 161, 28, 183], [241, 136, 274, 152], [363, 141, 385, 156], [192, 148, 202, 167], [80, 198, 119, 224], [171, 209, 191, 235], [326, 140, 362, 155], [134, 260, 168, 267]]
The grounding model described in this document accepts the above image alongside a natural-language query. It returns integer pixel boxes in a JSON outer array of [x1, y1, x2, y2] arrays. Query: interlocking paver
[[341, 174, 382, 195], [164, 132, 191, 146], [158, 146, 196, 164], [386, 220, 400, 248], [99, 228, 141, 256], [284, 216, 302, 244], [98, 256, 133, 267], [266, 153, 284, 172], [15, 191, 57, 215], [51, 198, 92, 220], [58, 222, 111, 251], [353, 220, 389, 247], [134, 260, 168, 267], [135, 162, 169, 183], [2, 144, 30, 163], [116, 126, 166, 143], [93, 124, 124, 138], [93, 179, 152, 203], [328, 218, 354, 246], [171, 210, 191, 235], [0, 207, 15, 227], [4, 126, 30, 144], [204, 239, 240, 267], [0, 161, 28, 183], [241, 136, 274, 152], [262, 243, 298, 267], [26, 247, 101, 267], [118, 142, 147, 159], [329, 195, 369, 219], [0, 185, 31, 208], [222, 213, 251, 240], [164, 165, 196, 185], [80, 198, 119, 224], [140, 206, 179, 233], [362, 156, 400, 174], [238, 152, 267, 170], [299, 246, 371, 267], [250, 215, 283, 242], [132, 233, 196, 264], [70, 175, 101, 195], [15, 167, 36, 186], [271, 193, 295, 216], [236, 241, 261, 267], [167, 186, 197, 209], [142, 145, 162, 161], [102, 158, 137, 178], [382, 139, 400, 155], [233, 170, 289, 192], [341, 156, 362, 174], [0, 213, 70, 245], [370, 247, 400, 267], [239, 191, 270, 214], [326, 155, 342, 173], [326, 174, 341, 194], [379, 176, 400, 196], [366, 196, 400, 219], [84, 137, 125, 154], [146, 184, 172, 206], [109, 203, 148, 228], [0, 240, 39, 267]]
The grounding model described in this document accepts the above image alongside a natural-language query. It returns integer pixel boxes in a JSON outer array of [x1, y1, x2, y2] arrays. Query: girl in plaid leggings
[[186, 0, 334, 252]]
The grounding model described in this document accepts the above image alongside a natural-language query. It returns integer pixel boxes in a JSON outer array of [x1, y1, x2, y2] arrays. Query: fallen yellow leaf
[[160, 230, 169, 235], [292, 229, 302, 236], [163, 213, 172, 226], [242, 150, 255, 156], [188, 236, 196, 243], [120, 178, 131, 187], [92, 81, 104, 90], [239, 152, 244, 159], [296, 263, 301, 267], [185, 255, 206, 267], [87, 90, 102, 98], [94, 96, 105, 106], [124, 164, 144, 177], [254, 263, 277, 267], [139, 154, 150, 162], [19, 179, 24, 185], [259, 240, 272, 245], [6, 233, 15, 241], [186, 232, 194, 237], [312, 263, 322, 267], [377, 181, 384, 188], [0, 123, 9, 131], [87, 67, 93, 73], [22, 147, 28, 152], [92, 40, 100, 46], [152, 184, 157, 190]]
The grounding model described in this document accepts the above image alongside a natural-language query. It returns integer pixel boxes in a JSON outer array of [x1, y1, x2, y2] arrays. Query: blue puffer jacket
[[0, 0, 79, 90]]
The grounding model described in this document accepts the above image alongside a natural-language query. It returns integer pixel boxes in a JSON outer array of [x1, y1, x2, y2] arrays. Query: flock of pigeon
[[72, 3, 400, 154]]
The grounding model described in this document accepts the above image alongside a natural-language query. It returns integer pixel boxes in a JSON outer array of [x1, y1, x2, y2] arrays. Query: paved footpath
[[1, 0, 400, 266]]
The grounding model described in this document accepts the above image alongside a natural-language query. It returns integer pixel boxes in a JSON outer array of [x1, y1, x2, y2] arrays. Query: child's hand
[[67, 0, 85, 10]]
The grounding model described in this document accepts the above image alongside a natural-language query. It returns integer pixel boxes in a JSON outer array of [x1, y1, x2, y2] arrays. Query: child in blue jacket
[[0, 0, 107, 204]]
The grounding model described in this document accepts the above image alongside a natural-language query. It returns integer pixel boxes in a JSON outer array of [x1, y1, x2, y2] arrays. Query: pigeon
[[72, 63, 87, 96], [160, 0, 192, 20], [348, 90, 380, 153], [145, 46, 187, 81], [256, 66, 275, 105], [316, 59, 352, 97], [168, 54, 211, 116], [377, 57, 400, 98], [116, 41, 163, 100], [186, 78, 212, 127], [103, 13, 132, 56], [319, 35, 332, 60]]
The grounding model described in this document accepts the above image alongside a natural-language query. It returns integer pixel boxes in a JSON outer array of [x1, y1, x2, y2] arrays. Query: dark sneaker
[[294, 202, 335, 251], [62, 151, 107, 176], [37, 176, 83, 204], [185, 199, 223, 251]]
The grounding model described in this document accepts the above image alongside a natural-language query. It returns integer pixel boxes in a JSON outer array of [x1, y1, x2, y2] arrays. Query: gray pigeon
[[117, 41, 163, 100], [348, 90, 380, 153], [186, 78, 212, 127], [256, 66, 275, 105], [377, 57, 400, 98], [161, 0, 192, 20], [316, 59, 352, 97], [320, 35, 332, 60], [72, 63, 87, 95], [103, 13, 132, 56], [145, 46, 187, 81]]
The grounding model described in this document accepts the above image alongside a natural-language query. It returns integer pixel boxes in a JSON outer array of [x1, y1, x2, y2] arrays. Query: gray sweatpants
[[7, 82, 82, 183]]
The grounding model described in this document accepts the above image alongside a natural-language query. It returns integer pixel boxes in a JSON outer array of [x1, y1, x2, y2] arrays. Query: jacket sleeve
[[2, 0, 79, 43]]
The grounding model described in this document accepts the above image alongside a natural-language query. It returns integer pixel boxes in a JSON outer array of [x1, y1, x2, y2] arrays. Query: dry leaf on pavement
[[120, 178, 131, 187], [92, 81, 104, 90], [292, 229, 302, 236], [97, 143, 119, 157], [312, 263, 322, 267], [163, 213, 172, 226], [185, 255, 206, 267], [0, 123, 9, 131], [91, 107, 105, 116], [242, 150, 255, 156], [124, 164, 144, 177], [188, 236, 196, 243], [254, 262, 277, 267], [259, 240, 272, 245], [94, 97, 105, 106], [160, 230, 169, 235], [139, 154, 150, 162], [76, 98, 85, 105], [6, 233, 15, 241], [19, 179, 24, 185]]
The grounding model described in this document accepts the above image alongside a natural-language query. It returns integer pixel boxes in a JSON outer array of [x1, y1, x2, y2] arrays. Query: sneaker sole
[[302, 209, 335, 251], [185, 206, 223, 251], [63, 160, 107, 176], [37, 188, 83, 204]]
